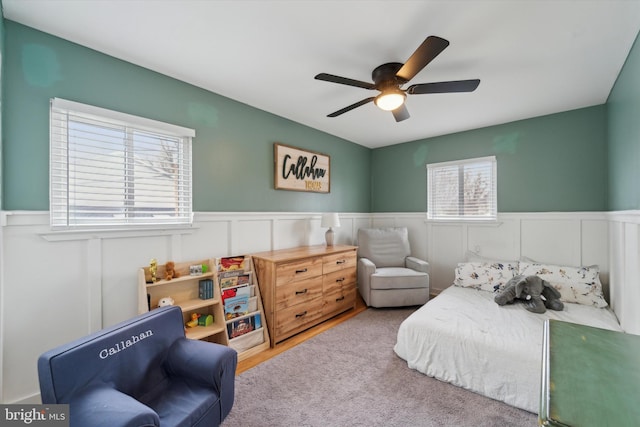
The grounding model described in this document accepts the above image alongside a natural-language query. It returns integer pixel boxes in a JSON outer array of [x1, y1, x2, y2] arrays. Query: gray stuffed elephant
[[494, 275, 564, 313]]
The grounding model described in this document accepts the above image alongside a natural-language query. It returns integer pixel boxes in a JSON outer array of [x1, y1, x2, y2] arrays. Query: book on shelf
[[219, 271, 252, 289], [227, 312, 262, 339], [221, 284, 251, 302], [223, 285, 250, 320], [216, 256, 248, 272], [198, 279, 214, 300]]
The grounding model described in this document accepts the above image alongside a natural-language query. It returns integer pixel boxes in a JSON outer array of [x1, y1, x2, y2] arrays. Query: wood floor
[[236, 295, 368, 375]]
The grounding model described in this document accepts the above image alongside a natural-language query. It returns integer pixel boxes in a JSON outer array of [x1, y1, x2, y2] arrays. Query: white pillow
[[454, 261, 519, 293], [518, 261, 608, 308]]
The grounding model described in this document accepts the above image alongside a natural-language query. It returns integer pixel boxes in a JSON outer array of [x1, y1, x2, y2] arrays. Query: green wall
[[2, 21, 371, 212], [608, 30, 640, 210], [2, 19, 636, 215], [371, 105, 608, 213]]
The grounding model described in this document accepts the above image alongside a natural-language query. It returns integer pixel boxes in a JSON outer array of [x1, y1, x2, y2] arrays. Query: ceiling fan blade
[[327, 97, 376, 117], [407, 79, 480, 95], [396, 36, 450, 82], [392, 104, 410, 122], [315, 73, 376, 90]]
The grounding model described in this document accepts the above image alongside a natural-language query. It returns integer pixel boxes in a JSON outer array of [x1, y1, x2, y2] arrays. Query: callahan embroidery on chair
[[98, 330, 153, 359]]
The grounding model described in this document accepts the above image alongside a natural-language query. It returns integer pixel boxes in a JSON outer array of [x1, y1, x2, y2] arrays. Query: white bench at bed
[[393, 260, 622, 413]]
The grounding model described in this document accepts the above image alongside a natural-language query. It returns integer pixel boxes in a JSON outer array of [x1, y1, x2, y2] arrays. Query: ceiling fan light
[[375, 90, 406, 111]]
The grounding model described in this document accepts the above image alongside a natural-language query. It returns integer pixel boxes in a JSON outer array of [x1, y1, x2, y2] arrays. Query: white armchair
[[357, 227, 429, 307]]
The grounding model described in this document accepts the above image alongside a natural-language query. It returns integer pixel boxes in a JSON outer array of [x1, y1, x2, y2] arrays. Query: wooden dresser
[[252, 245, 358, 346]]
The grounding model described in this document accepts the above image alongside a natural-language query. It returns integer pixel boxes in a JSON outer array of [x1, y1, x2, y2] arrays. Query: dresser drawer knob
[[336, 277, 345, 283], [336, 260, 346, 265], [295, 311, 308, 318], [295, 289, 308, 295], [295, 268, 308, 274], [335, 296, 345, 302]]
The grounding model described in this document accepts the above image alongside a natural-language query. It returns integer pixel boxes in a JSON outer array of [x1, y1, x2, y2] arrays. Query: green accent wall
[[371, 106, 608, 212], [2, 21, 371, 212], [2, 19, 637, 215], [608, 30, 640, 211]]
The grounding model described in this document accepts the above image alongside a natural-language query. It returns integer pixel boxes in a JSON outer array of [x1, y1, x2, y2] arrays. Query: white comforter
[[394, 285, 622, 413]]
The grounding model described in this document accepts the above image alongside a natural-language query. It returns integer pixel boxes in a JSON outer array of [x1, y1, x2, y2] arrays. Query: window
[[50, 98, 194, 229], [427, 156, 497, 221]]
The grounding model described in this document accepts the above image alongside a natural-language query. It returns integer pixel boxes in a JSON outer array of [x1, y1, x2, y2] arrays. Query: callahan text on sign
[[274, 144, 330, 193]]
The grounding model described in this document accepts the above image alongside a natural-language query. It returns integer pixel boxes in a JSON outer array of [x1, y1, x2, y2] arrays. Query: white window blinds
[[427, 156, 497, 220], [50, 98, 194, 229]]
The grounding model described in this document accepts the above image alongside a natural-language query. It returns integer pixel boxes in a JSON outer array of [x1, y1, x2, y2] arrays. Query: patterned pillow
[[518, 261, 607, 308], [454, 261, 519, 293]]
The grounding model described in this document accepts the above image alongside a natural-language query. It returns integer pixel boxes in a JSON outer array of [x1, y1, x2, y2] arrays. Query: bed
[[393, 259, 623, 413]]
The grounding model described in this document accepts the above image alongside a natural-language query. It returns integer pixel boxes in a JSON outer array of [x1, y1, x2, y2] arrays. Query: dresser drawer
[[275, 276, 323, 310], [322, 268, 356, 294], [276, 297, 324, 337], [276, 257, 323, 286], [323, 288, 356, 316], [323, 251, 357, 274]]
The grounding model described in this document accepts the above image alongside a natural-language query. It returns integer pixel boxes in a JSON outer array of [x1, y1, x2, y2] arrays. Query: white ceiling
[[3, 1, 640, 149]]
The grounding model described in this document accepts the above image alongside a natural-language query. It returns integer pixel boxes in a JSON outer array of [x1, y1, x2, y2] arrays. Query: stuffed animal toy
[[164, 261, 179, 280], [157, 296, 175, 308], [494, 275, 564, 313]]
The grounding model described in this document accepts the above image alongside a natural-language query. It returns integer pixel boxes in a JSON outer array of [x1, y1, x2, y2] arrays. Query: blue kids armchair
[[38, 305, 237, 427]]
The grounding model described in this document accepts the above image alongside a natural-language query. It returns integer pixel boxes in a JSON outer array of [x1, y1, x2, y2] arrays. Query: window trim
[[49, 98, 195, 230], [427, 155, 497, 222], [51, 98, 195, 138]]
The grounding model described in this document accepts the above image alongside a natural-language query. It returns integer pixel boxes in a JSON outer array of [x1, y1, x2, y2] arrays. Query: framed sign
[[274, 143, 330, 193]]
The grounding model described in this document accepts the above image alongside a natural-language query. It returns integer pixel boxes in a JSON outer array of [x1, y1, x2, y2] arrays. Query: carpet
[[222, 307, 538, 427]]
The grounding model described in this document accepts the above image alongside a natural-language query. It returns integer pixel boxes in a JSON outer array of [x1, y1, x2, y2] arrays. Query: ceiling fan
[[314, 36, 480, 122]]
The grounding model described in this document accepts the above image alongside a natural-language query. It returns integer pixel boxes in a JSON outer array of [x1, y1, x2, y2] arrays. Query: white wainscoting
[[1, 210, 638, 403], [607, 211, 640, 335]]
